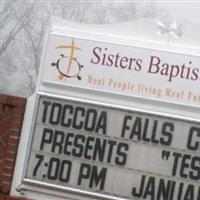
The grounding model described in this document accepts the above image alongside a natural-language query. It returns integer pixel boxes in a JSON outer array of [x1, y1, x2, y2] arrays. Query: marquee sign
[[11, 19, 200, 200], [24, 95, 200, 200], [41, 34, 200, 106]]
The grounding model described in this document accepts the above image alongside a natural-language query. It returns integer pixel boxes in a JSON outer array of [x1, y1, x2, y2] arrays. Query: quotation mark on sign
[[161, 150, 171, 161]]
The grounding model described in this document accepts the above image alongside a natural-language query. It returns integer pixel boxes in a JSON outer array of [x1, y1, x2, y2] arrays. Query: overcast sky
[[157, 1, 200, 26]]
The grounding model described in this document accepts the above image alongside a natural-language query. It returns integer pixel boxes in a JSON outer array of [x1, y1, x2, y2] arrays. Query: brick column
[[0, 95, 26, 194]]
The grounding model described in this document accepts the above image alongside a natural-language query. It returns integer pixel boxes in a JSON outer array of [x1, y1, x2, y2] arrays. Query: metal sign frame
[[20, 91, 200, 200]]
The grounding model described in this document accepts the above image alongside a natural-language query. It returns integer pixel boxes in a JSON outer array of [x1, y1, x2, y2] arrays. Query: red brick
[[11, 114, 23, 122], [0, 148, 6, 158], [12, 107, 25, 115], [1, 109, 12, 118], [8, 136, 19, 144], [11, 119, 21, 125], [0, 120, 11, 135], [3, 159, 15, 168], [5, 149, 17, 155], [0, 181, 11, 193], [0, 195, 29, 200], [1, 173, 12, 182], [5, 151, 17, 160], [0, 95, 8, 104], [2, 166, 13, 174], [0, 163, 2, 172], [11, 97, 26, 106], [9, 130, 20, 137], [8, 135, 19, 140], [6, 145, 19, 152], [0, 131, 9, 145], [0, 95, 26, 196], [1, 112, 11, 121], [9, 122, 22, 130]]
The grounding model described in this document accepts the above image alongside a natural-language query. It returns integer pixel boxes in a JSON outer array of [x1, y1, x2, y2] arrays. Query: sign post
[[11, 18, 200, 200]]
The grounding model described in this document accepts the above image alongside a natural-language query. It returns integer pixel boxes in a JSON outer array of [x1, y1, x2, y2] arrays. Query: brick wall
[[0, 194, 27, 200], [0, 94, 26, 195]]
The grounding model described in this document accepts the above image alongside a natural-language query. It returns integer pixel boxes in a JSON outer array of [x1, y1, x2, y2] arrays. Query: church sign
[[11, 20, 200, 200]]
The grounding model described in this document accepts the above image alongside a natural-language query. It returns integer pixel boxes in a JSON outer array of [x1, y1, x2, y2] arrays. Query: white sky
[[157, 1, 200, 26]]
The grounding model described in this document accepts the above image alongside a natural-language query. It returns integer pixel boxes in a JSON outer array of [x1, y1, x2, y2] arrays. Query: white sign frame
[[11, 18, 200, 200], [11, 91, 200, 200]]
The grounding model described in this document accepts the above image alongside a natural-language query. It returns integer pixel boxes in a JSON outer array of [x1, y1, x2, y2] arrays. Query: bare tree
[[0, 0, 170, 97], [0, 0, 50, 96], [0, 0, 33, 56]]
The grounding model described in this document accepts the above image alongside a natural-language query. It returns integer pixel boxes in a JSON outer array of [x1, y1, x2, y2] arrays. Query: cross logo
[[51, 39, 84, 80]]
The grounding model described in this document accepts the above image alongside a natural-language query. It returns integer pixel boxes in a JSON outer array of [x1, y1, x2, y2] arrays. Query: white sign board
[[11, 18, 200, 200], [41, 34, 200, 106], [24, 95, 200, 200]]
